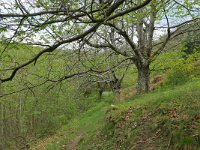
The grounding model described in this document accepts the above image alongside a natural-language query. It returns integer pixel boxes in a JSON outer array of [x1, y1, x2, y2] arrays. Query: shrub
[[165, 52, 200, 86]]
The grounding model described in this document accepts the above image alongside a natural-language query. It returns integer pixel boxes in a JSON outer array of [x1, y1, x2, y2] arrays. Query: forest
[[0, 0, 200, 149]]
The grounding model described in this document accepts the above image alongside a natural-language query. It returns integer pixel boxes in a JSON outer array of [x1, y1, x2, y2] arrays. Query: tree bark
[[136, 62, 150, 93]]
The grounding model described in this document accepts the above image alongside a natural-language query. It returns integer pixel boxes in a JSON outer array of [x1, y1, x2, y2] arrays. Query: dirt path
[[64, 134, 82, 150]]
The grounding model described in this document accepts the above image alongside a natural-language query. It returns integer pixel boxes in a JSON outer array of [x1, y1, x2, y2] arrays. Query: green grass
[[44, 103, 108, 150], [39, 94, 114, 150], [33, 79, 200, 150], [85, 79, 200, 149]]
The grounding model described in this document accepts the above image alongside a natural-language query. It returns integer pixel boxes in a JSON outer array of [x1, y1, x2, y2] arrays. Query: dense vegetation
[[1, 32, 200, 149], [31, 69, 200, 150], [0, 0, 200, 150]]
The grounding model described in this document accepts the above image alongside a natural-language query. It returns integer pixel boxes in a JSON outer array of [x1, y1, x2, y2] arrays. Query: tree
[[83, 0, 200, 93], [182, 25, 200, 57], [0, 0, 199, 95]]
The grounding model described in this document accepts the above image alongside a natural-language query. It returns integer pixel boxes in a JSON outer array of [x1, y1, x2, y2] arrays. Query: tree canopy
[[0, 0, 199, 94]]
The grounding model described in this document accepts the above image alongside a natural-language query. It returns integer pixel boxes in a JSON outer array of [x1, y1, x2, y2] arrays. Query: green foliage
[[165, 52, 200, 86], [151, 90, 200, 149], [43, 100, 112, 150], [0, 43, 116, 149], [121, 66, 137, 88], [151, 34, 200, 86], [87, 106, 139, 150], [46, 143, 61, 150], [76, 80, 200, 150], [1, 1, 200, 149], [182, 28, 200, 57], [165, 64, 191, 85]]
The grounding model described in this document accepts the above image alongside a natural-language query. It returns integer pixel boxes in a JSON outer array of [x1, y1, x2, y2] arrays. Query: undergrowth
[[79, 80, 200, 150], [30, 79, 200, 150]]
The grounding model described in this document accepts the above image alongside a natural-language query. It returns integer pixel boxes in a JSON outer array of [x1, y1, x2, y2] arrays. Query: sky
[[0, 0, 199, 45]]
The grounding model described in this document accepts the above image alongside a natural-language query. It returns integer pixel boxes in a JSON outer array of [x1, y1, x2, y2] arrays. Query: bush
[[165, 66, 191, 85], [165, 52, 200, 86]]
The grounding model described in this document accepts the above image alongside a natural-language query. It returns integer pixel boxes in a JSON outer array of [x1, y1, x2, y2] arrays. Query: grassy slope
[[30, 79, 200, 150], [81, 79, 200, 150], [30, 94, 114, 150]]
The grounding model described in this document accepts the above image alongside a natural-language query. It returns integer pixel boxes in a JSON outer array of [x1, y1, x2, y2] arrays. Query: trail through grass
[[30, 79, 200, 150]]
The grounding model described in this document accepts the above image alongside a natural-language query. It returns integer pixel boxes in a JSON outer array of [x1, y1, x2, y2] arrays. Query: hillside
[[1, 1, 199, 150], [30, 79, 200, 150]]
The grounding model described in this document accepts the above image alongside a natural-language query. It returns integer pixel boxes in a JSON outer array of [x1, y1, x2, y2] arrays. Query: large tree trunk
[[136, 62, 150, 93]]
